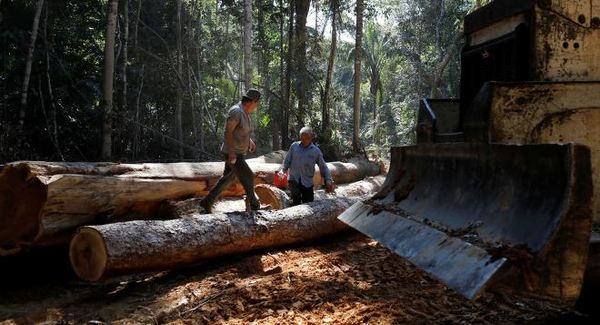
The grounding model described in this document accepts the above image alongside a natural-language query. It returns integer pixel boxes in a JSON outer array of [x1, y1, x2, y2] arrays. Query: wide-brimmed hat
[[242, 88, 261, 101]]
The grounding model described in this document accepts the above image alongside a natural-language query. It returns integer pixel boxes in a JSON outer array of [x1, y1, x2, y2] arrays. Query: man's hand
[[249, 139, 257, 153], [227, 152, 237, 165], [326, 181, 336, 193]]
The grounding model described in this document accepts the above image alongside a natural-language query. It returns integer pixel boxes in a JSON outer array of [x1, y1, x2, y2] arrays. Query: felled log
[[246, 150, 287, 164], [69, 197, 356, 281], [318, 158, 384, 185], [0, 157, 381, 254], [159, 176, 385, 217], [0, 160, 281, 254], [255, 176, 386, 210]]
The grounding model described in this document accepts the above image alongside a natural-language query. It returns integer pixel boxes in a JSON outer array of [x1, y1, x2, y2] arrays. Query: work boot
[[198, 198, 213, 214]]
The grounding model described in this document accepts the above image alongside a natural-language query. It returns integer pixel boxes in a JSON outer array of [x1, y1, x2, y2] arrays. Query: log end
[[255, 184, 289, 210], [69, 227, 108, 282], [0, 164, 48, 252]]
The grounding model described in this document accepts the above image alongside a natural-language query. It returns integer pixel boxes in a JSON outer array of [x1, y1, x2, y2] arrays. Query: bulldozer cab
[[340, 0, 600, 305]]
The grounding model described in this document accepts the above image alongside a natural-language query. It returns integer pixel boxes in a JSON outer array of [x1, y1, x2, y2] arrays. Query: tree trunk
[[176, 0, 184, 159], [430, 34, 461, 98], [42, 2, 63, 161], [243, 0, 252, 91], [196, 9, 205, 151], [101, 0, 119, 161], [121, 0, 129, 118], [282, 0, 294, 148], [133, 0, 141, 50], [275, 0, 285, 151], [294, 0, 310, 129], [352, 0, 364, 153], [322, 0, 337, 143], [133, 64, 144, 159], [69, 197, 355, 281], [255, 175, 385, 210], [187, 2, 198, 157], [18, 0, 45, 135]]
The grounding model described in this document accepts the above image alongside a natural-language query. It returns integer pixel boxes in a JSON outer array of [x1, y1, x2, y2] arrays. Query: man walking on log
[[199, 89, 262, 213], [279, 127, 336, 206]]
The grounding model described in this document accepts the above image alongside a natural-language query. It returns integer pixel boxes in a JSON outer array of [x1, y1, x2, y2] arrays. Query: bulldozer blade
[[338, 143, 594, 304]]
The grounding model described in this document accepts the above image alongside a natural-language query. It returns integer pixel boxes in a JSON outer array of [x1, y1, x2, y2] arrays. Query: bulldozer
[[339, 0, 600, 305]]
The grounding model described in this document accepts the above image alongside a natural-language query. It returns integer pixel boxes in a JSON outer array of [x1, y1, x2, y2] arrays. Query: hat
[[242, 88, 261, 101]]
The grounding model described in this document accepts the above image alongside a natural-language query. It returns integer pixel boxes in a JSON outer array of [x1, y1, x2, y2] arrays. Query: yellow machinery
[[339, 0, 600, 305]]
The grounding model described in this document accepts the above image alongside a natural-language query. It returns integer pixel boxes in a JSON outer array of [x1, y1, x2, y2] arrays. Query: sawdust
[[0, 232, 583, 324]]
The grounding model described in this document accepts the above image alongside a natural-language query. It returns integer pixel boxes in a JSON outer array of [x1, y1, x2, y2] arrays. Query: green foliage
[[0, 0, 481, 162]]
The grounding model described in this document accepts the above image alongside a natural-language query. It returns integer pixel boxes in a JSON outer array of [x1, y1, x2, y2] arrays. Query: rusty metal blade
[[340, 202, 507, 299], [338, 143, 593, 304]]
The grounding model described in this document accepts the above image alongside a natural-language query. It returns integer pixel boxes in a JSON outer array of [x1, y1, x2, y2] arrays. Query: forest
[[1, 0, 487, 163]]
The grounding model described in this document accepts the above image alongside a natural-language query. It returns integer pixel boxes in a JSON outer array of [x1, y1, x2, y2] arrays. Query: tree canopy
[[0, 0, 483, 163]]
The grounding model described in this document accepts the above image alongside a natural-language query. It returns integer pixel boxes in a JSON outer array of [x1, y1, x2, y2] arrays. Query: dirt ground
[[0, 227, 591, 325], [0, 196, 594, 324]]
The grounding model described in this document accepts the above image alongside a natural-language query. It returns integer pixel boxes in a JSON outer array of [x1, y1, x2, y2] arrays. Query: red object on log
[[273, 171, 288, 189]]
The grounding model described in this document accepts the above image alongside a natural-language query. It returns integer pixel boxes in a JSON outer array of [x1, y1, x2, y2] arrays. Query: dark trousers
[[289, 180, 314, 206], [204, 154, 260, 209]]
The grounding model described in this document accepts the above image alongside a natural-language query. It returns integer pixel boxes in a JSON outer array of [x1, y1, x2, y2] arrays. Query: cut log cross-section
[[0, 157, 382, 254], [70, 197, 356, 281]]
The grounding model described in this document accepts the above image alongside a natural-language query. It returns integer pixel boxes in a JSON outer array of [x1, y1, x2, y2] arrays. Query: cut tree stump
[[0, 157, 381, 254], [255, 176, 386, 210], [69, 197, 356, 281]]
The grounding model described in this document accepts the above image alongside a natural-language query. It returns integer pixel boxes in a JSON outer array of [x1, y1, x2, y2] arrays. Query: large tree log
[[255, 176, 385, 209], [0, 161, 279, 254], [159, 175, 385, 217], [245, 150, 287, 164], [0, 158, 381, 254], [69, 198, 356, 281]]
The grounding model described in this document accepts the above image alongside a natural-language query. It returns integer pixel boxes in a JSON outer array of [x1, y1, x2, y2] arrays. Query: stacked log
[[246, 150, 287, 164], [69, 198, 356, 281], [255, 176, 386, 210], [158, 176, 385, 218], [0, 161, 279, 254], [0, 157, 382, 254]]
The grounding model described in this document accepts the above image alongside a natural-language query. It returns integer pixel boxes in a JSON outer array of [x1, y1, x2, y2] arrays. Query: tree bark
[[276, 0, 285, 151], [133, 0, 141, 50], [133, 64, 144, 159], [352, 0, 364, 153], [282, 1, 294, 148], [121, 0, 129, 118], [255, 175, 385, 210], [176, 0, 184, 159], [322, 0, 337, 143], [243, 0, 253, 91], [101, 0, 119, 161], [69, 197, 356, 281], [429, 34, 462, 98], [18, 0, 45, 135], [42, 2, 63, 161], [195, 7, 205, 151], [294, 0, 310, 128]]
